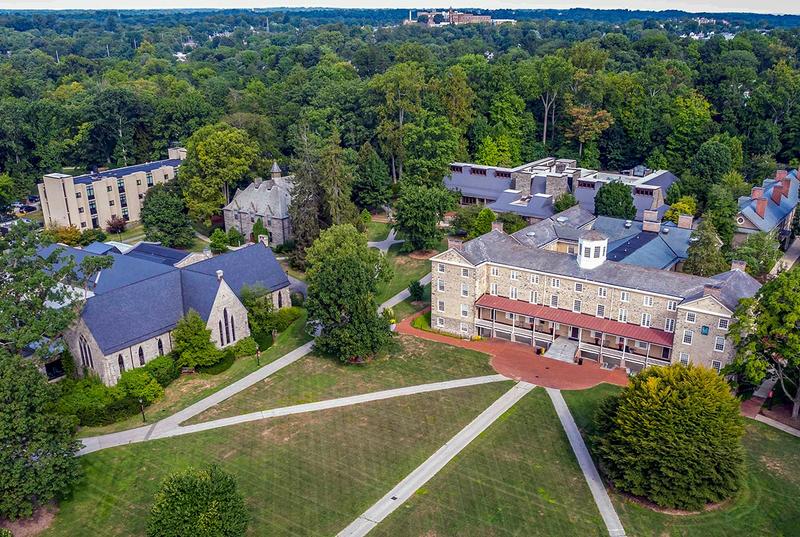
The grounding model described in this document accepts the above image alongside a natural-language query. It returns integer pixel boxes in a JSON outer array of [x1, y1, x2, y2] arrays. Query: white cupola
[[577, 230, 608, 270]]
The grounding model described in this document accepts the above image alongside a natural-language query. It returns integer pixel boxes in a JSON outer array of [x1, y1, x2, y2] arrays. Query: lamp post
[[139, 397, 146, 423], [256, 349, 261, 367]]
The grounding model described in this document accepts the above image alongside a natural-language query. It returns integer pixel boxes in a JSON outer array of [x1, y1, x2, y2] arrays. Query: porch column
[[599, 331, 605, 362], [532, 316, 538, 347], [491, 308, 496, 338], [620, 338, 627, 370], [644, 342, 652, 367]]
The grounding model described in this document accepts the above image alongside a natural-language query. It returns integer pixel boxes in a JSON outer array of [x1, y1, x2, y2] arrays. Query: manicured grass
[[376, 243, 433, 303], [373, 387, 607, 536], [186, 334, 495, 425], [411, 311, 432, 330], [45, 382, 513, 537], [563, 384, 800, 537], [106, 222, 144, 243], [278, 259, 305, 282], [366, 220, 391, 242], [77, 312, 311, 437], [391, 283, 431, 321], [187, 236, 208, 252]]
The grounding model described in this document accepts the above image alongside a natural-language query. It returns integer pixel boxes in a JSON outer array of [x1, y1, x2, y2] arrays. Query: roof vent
[[662, 227, 670, 234], [624, 220, 632, 228], [689, 237, 699, 243], [556, 216, 567, 224], [526, 231, 536, 237], [216, 269, 224, 281]]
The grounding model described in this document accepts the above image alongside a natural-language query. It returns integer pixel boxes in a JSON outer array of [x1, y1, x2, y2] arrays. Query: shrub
[[146, 465, 248, 537], [408, 280, 425, 301], [411, 311, 432, 331], [105, 216, 126, 234], [269, 306, 303, 333], [144, 355, 180, 387], [197, 349, 235, 375], [173, 310, 221, 368], [290, 291, 305, 307], [0, 528, 13, 537], [56, 377, 134, 426], [117, 369, 164, 405], [593, 364, 745, 510], [232, 336, 257, 358]]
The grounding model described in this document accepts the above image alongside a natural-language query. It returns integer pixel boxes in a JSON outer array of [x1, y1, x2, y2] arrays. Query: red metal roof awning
[[475, 294, 674, 347]]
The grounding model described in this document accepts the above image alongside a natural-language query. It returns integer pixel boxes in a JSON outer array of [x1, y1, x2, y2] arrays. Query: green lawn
[[185, 334, 495, 425], [391, 283, 430, 321], [77, 312, 311, 437], [45, 382, 513, 537], [373, 387, 607, 536], [187, 235, 208, 252], [376, 243, 434, 303], [563, 384, 800, 537], [366, 220, 391, 242], [106, 222, 144, 243]]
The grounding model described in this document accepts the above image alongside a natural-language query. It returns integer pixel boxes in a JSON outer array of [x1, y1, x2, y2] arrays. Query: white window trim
[[511, 270, 518, 280], [683, 330, 693, 345], [572, 300, 582, 313], [575, 283, 583, 293], [718, 318, 729, 330], [686, 312, 697, 323], [620, 291, 629, 303], [679, 352, 689, 366], [712, 360, 722, 372], [438, 263, 445, 273], [640, 312, 651, 328], [664, 318, 675, 333], [596, 304, 605, 318], [643, 296, 653, 307], [461, 283, 469, 297], [461, 267, 469, 277], [436, 317, 445, 327], [714, 336, 726, 352], [598, 287, 607, 298], [437, 300, 445, 312]]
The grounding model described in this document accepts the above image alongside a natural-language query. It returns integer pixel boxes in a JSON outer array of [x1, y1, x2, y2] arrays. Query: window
[[491, 267, 499, 277], [495, 170, 511, 178], [685, 312, 696, 323], [224, 308, 231, 344], [530, 274, 540, 284], [665, 318, 675, 333], [575, 283, 583, 293], [146, 172, 153, 186], [460, 322, 469, 333], [78, 207, 84, 213], [530, 291, 539, 304], [437, 279, 445, 292], [490, 283, 498, 295], [667, 300, 677, 311], [437, 300, 445, 312], [138, 347, 145, 366], [116, 178, 125, 191], [136, 179, 142, 186], [218, 321, 224, 345], [573, 299, 582, 313], [583, 247, 591, 257], [683, 330, 694, 345], [596, 304, 605, 318], [157, 339, 164, 356], [107, 185, 113, 192], [438, 263, 445, 273], [597, 287, 607, 298], [636, 340, 648, 349], [679, 353, 689, 366], [550, 295, 559, 308], [461, 268, 469, 277], [231, 316, 235, 341], [470, 167, 487, 176], [718, 318, 729, 330], [550, 278, 560, 288], [593, 246, 601, 258], [511, 270, 519, 280], [76, 192, 82, 198], [618, 309, 628, 323], [461, 304, 469, 318], [504, 312, 515, 321], [643, 296, 653, 307], [86, 185, 95, 199], [461, 283, 468, 297], [510, 287, 518, 299], [109, 200, 115, 206], [450, 165, 463, 173], [118, 355, 125, 373], [712, 360, 722, 373], [436, 317, 445, 327], [714, 336, 726, 352], [641, 312, 652, 327]]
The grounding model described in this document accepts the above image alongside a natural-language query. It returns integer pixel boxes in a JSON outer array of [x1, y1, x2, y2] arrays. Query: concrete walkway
[[378, 272, 432, 312], [337, 381, 536, 537], [368, 227, 404, 253], [547, 388, 625, 537], [754, 414, 800, 438], [771, 237, 800, 275]]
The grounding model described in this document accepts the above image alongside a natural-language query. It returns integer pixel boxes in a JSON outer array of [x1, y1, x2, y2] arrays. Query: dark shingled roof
[[126, 242, 190, 266], [183, 242, 290, 295]]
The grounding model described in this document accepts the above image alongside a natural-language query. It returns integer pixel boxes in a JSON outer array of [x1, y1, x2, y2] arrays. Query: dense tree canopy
[[593, 181, 636, 220], [140, 183, 195, 249]]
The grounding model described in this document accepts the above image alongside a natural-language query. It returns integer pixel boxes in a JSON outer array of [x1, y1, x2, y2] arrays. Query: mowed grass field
[[373, 387, 607, 536], [376, 243, 437, 303], [563, 384, 800, 537], [44, 382, 513, 537], [185, 335, 495, 425]]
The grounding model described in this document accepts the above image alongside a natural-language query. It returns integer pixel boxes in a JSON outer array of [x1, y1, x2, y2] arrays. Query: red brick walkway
[[397, 310, 628, 390], [740, 396, 765, 418]]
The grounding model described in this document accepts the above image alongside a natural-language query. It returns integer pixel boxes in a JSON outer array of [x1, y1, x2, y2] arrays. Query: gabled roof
[[737, 170, 799, 233], [184, 242, 290, 295], [83, 242, 122, 255], [223, 177, 293, 219]]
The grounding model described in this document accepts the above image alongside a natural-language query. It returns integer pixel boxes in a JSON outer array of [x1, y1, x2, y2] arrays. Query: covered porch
[[474, 294, 674, 373]]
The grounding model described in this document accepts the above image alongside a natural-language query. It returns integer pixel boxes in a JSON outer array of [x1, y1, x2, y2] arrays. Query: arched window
[[278, 291, 283, 308], [218, 321, 224, 346], [118, 354, 125, 373], [230, 316, 236, 342], [224, 308, 231, 345], [157, 339, 164, 356], [138, 347, 145, 366], [78, 337, 87, 367]]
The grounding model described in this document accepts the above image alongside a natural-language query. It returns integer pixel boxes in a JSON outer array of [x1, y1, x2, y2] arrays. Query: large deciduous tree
[[172, 310, 220, 368], [593, 181, 636, 220], [394, 185, 455, 252], [140, 183, 195, 249], [564, 104, 614, 158], [665, 92, 714, 173], [305, 224, 392, 362], [518, 55, 574, 147], [683, 219, 728, 277], [402, 111, 460, 188], [732, 231, 781, 280]]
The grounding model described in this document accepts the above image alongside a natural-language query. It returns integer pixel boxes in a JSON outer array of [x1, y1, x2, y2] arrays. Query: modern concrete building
[[223, 162, 293, 246], [444, 157, 677, 223], [42, 239, 290, 386], [38, 147, 186, 230], [430, 213, 760, 374], [734, 169, 798, 248]]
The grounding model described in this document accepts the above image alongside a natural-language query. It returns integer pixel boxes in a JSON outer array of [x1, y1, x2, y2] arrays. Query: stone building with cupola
[[430, 206, 761, 374]]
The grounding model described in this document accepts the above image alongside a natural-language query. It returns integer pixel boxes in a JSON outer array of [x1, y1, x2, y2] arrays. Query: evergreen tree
[[353, 142, 391, 210], [209, 229, 229, 254], [683, 219, 728, 276], [319, 128, 358, 226], [288, 125, 324, 269], [468, 208, 496, 239], [141, 183, 195, 249], [594, 181, 636, 220], [172, 310, 220, 368]]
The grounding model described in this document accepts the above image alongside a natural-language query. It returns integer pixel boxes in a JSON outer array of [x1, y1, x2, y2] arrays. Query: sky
[[0, 0, 797, 16]]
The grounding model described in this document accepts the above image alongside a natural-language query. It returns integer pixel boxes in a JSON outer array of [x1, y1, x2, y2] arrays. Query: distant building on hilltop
[[404, 9, 514, 27]]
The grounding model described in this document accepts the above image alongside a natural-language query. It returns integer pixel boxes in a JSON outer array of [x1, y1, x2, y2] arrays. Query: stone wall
[[206, 278, 251, 348]]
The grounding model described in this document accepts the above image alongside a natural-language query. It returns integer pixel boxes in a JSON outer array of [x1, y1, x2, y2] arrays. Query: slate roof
[[456, 229, 758, 306], [183, 242, 290, 295], [223, 177, 293, 219], [83, 242, 122, 255], [737, 170, 799, 233], [126, 242, 190, 266], [72, 158, 182, 185]]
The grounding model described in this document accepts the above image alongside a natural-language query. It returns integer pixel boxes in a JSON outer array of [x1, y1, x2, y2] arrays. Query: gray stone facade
[[223, 166, 294, 247]]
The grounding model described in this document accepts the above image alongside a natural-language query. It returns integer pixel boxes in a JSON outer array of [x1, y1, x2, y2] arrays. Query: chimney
[[731, 259, 747, 272], [776, 169, 788, 181], [703, 284, 722, 300], [781, 177, 791, 197], [642, 209, 660, 233], [448, 237, 464, 251], [755, 197, 767, 219], [677, 214, 694, 229], [216, 269, 224, 282], [751, 186, 764, 200], [771, 185, 784, 205], [168, 147, 187, 160], [491, 221, 504, 233]]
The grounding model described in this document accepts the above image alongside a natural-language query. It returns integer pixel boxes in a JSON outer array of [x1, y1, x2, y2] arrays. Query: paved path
[[771, 237, 800, 275], [338, 381, 536, 537], [378, 272, 431, 312], [368, 227, 404, 253], [754, 414, 800, 438], [547, 388, 625, 537]]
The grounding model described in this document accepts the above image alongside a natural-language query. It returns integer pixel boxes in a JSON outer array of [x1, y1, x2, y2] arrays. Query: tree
[[0, 355, 82, 519], [52, 225, 82, 246], [305, 224, 392, 362], [353, 142, 390, 211], [209, 228, 229, 254], [141, 183, 195, 249], [78, 228, 107, 247], [402, 112, 460, 188], [683, 219, 728, 276], [729, 268, 800, 417], [690, 140, 733, 184], [146, 465, 248, 537], [240, 285, 275, 337], [564, 104, 614, 158], [593, 365, 745, 510], [704, 185, 738, 247], [116, 368, 164, 405], [318, 128, 357, 226], [468, 208, 496, 239], [732, 232, 781, 280], [288, 126, 324, 269], [407, 280, 425, 301], [664, 195, 697, 224], [394, 185, 454, 252], [554, 192, 578, 213], [172, 310, 220, 368], [181, 123, 259, 224], [594, 181, 636, 220], [106, 216, 126, 234], [0, 173, 13, 212], [226, 228, 244, 247], [666, 92, 714, 172], [518, 55, 574, 147]]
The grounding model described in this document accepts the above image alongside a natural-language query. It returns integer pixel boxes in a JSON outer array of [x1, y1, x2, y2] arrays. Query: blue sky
[[0, 1, 797, 16]]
